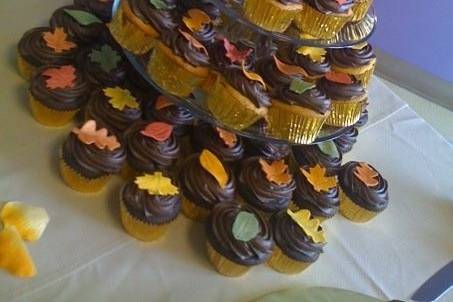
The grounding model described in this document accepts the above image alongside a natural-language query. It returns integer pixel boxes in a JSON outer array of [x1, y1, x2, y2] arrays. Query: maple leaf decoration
[[140, 122, 173, 142], [179, 29, 208, 56], [89, 45, 121, 73], [216, 127, 237, 148], [325, 71, 354, 84], [259, 159, 292, 185], [42, 27, 76, 53], [103, 87, 139, 111], [223, 38, 253, 64], [183, 9, 211, 32], [134, 172, 179, 196], [301, 164, 337, 193], [42, 65, 77, 90], [296, 46, 326, 63], [287, 209, 326, 244], [155, 95, 174, 110], [273, 55, 308, 78], [354, 162, 379, 187], [72, 120, 120, 151]]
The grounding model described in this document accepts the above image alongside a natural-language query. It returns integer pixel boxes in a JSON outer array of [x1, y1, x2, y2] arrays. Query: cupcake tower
[[16, 0, 390, 278]]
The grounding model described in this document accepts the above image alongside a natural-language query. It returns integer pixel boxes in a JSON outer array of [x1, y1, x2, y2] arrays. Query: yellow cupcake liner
[[120, 199, 168, 241], [181, 196, 210, 222], [332, 58, 376, 87], [17, 54, 35, 80], [206, 241, 250, 277], [29, 94, 78, 127], [120, 162, 139, 180], [267, 99, 329, 144], [59, 158, 111, 193], [108, 0, 158, 55], [207, 76, 268, 130], [243, 0, 302, 33], [325, 97, 366, 127], [295, 4, 352, 39], [352, 0, 373, 22], [339, 189, 378, 223], [268, 245, 312, 274], [147, 42, 209, 97]]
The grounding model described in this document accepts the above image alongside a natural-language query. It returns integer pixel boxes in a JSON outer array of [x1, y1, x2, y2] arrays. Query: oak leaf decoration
[[42, 65, 77, 90], [140, 122, 173, 142], [223, 38, 252, 64], [72, 120, 120, 151], [287, 209, 326, 244], [42, 27, 76, 53], [134, 172, 179, 196], [273, 55, 308, 78], [354, 162, 379, 187], [199, 149, 228, 188], [183, 9, 211, 32], [301, 164, 337, 192], [259, 158, 292, 185], [216, 127, 237, 148], [103, 87, 139, 111], [325, 71, 354, 84], [179, 29, 208, 56], [296, 46, 326, 63]]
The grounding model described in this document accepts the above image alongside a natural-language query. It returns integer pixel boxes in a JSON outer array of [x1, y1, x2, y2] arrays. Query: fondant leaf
[[301, 164, 337, 193], [0, 202, 49, 242], [89, 45, 121, 73], [287, 209, 326, 244], [183, 8, 211, 32], [351, 42, 368, 50], [318, 141, 340, 159], [64, 9, 102, 26], [223, 38, 252, 64], [232, 211, 260, 242], [149, 0, 169, 10], [140, 122, 173, 142], [242, 62, 266, 89], [296, 46, 326, 63], [354, 162, 379, 187], [259, 158, 292, 185], [199, 149, 228, 188], [155, 95, 174, 110], [289, 78, 315, 95], [273, 55, 308, 78], [134, 172, 179, 196], [103, 87, 139, 111], [335, 0, 348, 5], [216, 127, 237, 148], [72, 120, 120, 151], [42, 27, 76, 53], [325, 71, 353, 84], [42, 65, 76, 90], [179, 29, 208, 56]]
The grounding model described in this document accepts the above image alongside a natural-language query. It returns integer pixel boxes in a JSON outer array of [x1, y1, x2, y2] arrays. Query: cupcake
[[243, 0, 303, 33], [60, 120, 126, 193], [49, 5, 107, 44], [351, 0, 373, 22], [333, 126, 358, 153], [257, 55, 307, 92], [206, 202, 274, 277], [84, 86, 142, 135], [147, 30, 210, 97], [319, 71, 367, 127], [268, 209, 325, 274], [17, 27, 77, 80], [329, 43, 377, 87], [179, 150, 235, 221], [192, 123, 244, 163], [74, 0, 114, 22], [293, 164, 339, 221], [29, 65, 89, 127], [294, 0, 354, 39], [120, 172, 181, 241], [123, 121, 180, 177], [339, 161, 389, 223], [238, 157, 296, 215], [180, 8, 217, 46], [293, 140, 342, 176], [108, 0, 179, 54]]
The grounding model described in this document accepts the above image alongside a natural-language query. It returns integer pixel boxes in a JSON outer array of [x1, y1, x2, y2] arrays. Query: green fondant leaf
[[149, 0, 169, 10], [317, 141, 340, 159], [232, 211, 260, 242], [289, 78, 315, 95], [89, 45, 121, 73], [64, 9, 102, 26]]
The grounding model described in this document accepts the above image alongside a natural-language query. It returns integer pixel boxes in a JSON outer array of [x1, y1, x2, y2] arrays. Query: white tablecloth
[[1, 1, 452, 301]]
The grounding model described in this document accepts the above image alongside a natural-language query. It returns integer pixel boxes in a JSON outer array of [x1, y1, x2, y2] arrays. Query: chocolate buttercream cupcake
[[74, 0, 114, 22], [293, 141, 342, 176], [274, 85, 331, 115], [318, 76, 366, 101], [128, 0, 179, 35], [333, 126, 358, 154], [244, 139, 291, 161]]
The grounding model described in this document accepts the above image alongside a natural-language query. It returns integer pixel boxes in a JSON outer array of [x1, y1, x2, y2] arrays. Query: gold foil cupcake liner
[[59, 158, 111, 193], [325, 97, 366, 127], [181, 196, 210, 222], [339, 189, 378, 223], [352, 0, 373, 22], [267, 100, 329, 144], [17, 54, 35, 80], [120, 199, 168, 241], [199, 71, 218, 94], [206, 241, 250, 277], [147, 42, 209, 97], [207, 76, 268, 130], [332, 58, 376, 87], [243, 0, 302, 33], [295, 4, 352, 39], [267, 245, 312, 274], [108, 0, 158, 55], [29, 94, 78, 127]]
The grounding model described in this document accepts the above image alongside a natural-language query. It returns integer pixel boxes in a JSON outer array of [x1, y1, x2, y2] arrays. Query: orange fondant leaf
[[287, 209, 326, 244], [41, 65, 76, 90], [223, 38, 253, 64], [199, 149, 228, 188], [72, 120, 120, 151], [216, 127, 237, 148], [178, 29, 208, 56], [273, 55, 308, 78], [301, 164, 337, 192], [259, 158, 292, 185], [103, 87, 139, 111], [326, 71, 354, 84], [42, 27, 76, 53], [140, 122, 173, 142], [242, 62, 266, 89], [155, 95, 174, 110], [354, 162, 379, 187], [183, 8, 211, 32]]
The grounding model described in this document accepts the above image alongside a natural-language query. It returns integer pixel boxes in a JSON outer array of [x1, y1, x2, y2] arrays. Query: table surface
[[1, 1, 453, 301]]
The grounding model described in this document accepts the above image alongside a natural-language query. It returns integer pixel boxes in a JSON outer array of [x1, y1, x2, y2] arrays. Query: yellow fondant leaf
[[296, 46, 326, 63], [199, 149, 228, 188], [242, 62, 266, 89], [287, 209, 326, 244], [104, 87, 139, 111], [351, 42, 368, 50], [183, 8, 211, 32], [301, 164, 337, 193], [134, 172, 179, 196]]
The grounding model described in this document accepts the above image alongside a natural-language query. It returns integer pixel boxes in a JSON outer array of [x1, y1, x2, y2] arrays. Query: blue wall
[[371, 1, 453, 83]]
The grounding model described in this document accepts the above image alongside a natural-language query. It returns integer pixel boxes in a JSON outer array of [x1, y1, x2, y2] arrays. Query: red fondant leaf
[[140, 122, 173, 142], [155, 95, 174, 110], [223, 38, 252, 64], [273, 55, 308, 78], [178, 29, 208, 56], [72, 120, 120, 151], [41, 65, 76, 90], [325, 71, 354, 84], [42, 27, 76, 53]]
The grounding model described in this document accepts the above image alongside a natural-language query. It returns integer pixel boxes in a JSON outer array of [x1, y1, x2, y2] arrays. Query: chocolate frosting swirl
[[192, 123, 244, 163], [293, 144, 342, 176], [244, 138, 291, 161], [161, 31, 210, 67], [318, 77, 366, 100], [339, 161, 389, 212], [18, 27, 77, 67], [275, 86, 331, 114], [121, 179, 180, 224], [355, 109, 368, 127], [128, 0, 179, 34], [271, 210, 324, 262], [278, 45, 331, 77], [304, 0, 355, 14], [178, 0, 221, 24], [333, 126, 358, 154], [144, 99, 194, 136], [30, 65, 89, 111], [293, 169, 339, 218], [62, 132, 126, 178], [179, 153, 235, 210], [210, 40, 255, 71], [84, 88, 142, 135], [124, 121, 180, 172], [256, 56, 295, 91], [74, 0, 113, 22], [329, 44, 376, 68], [238, 157, 296, 213], [207, 202, 274, 265]]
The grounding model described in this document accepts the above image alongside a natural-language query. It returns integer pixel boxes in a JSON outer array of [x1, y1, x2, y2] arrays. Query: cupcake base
[[206, 241, 250, 277], [181, 197, 210, 221], [352, 0, 373, 22], [17, 55, 35, 80], [325, 97, 366, 127], [267, 246, 312, 274], [59, 158, 110, 193], [339, 189, 378, 223], [29, 94, 78, 127]]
